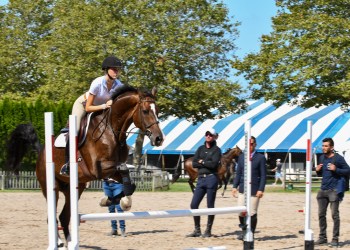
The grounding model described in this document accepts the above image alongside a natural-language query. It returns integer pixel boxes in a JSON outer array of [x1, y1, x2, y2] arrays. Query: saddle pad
[[54, 133, 67, 148]]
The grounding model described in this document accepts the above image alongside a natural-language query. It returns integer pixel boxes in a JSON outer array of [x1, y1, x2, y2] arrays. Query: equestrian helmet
[[102, 56, 123, 70]]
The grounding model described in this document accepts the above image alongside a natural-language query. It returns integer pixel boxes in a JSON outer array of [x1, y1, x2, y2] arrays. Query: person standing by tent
[[272, 159, 284, 186], [315, 137, 350, 247], [231, 136, 267, 240], [186, 128, 222, 238]]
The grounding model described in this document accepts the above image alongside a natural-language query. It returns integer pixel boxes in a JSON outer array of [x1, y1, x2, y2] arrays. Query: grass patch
[[163, 182, 193, 192]]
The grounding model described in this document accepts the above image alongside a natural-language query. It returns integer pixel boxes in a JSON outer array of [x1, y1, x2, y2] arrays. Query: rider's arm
[[85, 94, 111, 112]]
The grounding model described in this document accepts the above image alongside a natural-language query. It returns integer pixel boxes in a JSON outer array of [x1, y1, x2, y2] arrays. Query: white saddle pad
[[54, 133, 67, 148]]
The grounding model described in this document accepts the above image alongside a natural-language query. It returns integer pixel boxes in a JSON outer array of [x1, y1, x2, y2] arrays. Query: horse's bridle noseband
[[138, 99, 160, 137]]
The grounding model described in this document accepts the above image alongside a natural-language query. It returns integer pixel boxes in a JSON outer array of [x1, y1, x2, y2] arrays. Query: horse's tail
[[171, 158, 184, 184], [5, 123, 41, 175]]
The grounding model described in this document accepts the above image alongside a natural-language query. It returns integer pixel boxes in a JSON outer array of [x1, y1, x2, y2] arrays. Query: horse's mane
[[110, 85, 137, 101], [110, 85, 155, 101], [223, 148, 233, 155]]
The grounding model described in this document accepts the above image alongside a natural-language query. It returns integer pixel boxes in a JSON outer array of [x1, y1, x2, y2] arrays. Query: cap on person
[[205, 128, 216, 136], [276, 159, 281, 162]]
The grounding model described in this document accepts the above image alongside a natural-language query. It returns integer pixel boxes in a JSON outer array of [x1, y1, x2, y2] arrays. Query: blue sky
[[223, 0, 277, 58]]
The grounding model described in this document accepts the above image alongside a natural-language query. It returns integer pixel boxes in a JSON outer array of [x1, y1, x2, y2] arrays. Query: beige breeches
[[237, 192, 261, 216], [71, 94, 86, 132]]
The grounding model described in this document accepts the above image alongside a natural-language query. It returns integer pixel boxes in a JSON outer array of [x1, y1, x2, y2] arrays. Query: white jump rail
[[80, 206, 247, 221]]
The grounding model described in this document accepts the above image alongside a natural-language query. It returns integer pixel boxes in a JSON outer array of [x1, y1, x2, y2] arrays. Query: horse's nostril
[[155, 136, 163, 146]]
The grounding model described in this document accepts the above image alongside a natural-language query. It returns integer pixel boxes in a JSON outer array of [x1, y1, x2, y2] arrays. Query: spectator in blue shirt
[[315, 138, 350, 247]]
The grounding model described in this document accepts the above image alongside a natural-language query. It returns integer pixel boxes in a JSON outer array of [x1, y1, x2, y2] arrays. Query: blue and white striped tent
[[126, 100, 350, 157]]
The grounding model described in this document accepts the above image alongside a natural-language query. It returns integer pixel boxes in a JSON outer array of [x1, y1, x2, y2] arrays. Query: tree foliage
[[0, 0, 245, 122], [232, 0, 350, 108]]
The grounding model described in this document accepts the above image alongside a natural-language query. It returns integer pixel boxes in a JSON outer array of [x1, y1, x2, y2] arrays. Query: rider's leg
[[60, 138, 70, 176], [60, 94, 86, 176]]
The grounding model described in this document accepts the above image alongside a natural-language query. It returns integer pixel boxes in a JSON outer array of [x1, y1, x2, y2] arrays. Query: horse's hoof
[[120, 196, 132, 211], [99, 196, 112, 207]]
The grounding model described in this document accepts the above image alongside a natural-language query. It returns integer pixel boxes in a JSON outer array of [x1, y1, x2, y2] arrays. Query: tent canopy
[[126, 100, 350, 155]]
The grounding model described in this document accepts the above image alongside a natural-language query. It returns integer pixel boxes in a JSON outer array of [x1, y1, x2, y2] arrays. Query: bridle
[[106, 95, 159, 140], [138, 99, 160, 137]]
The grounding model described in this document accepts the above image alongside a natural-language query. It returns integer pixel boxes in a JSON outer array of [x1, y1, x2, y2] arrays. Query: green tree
[[232, 0, 350, 108], [1, 0, 246, 122], [0, 0, 53, 100]]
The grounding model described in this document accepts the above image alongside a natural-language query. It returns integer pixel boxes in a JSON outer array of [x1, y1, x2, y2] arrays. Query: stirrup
[[60, 127, 69, 133]]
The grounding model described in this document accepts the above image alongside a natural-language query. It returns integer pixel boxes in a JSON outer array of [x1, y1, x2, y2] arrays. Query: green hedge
[[0, 98, 72, 171]]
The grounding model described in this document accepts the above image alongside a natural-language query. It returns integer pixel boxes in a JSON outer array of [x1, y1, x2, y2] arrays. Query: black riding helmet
[[101, 56, 123, 70]]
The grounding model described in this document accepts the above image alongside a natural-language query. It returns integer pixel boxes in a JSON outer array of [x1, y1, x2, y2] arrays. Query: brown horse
[[6, 85, 163, 247], [172, 146, 242, 196]]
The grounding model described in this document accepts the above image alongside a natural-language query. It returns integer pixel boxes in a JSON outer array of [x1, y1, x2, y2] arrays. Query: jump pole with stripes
[[68, 115, 79, 250], [304, 120, 314, 249], [243, 120, 253, 250], [45, 114, 249, 249]]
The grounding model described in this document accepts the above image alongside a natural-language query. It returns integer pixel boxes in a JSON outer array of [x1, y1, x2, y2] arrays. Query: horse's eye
[[142, 109, 149, 114]]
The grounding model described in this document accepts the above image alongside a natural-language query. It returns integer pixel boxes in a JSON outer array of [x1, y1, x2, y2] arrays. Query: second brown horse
[[172, 146, 242, 196]]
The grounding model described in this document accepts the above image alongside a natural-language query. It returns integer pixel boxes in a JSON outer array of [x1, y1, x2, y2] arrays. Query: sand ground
[[1, 188, 350, 250]]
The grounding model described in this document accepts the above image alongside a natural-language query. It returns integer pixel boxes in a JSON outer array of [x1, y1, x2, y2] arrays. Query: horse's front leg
[[188, 179, 195, 193], [117, 163, 136, 196]]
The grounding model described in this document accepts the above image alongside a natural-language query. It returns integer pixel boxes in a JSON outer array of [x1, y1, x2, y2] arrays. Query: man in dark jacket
[[232, 136, 266, 239], [186, 128, 222, 238], [315, 137, 350, 248]]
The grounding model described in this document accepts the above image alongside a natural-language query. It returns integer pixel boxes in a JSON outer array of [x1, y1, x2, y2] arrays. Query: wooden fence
[[0, 170, 170, 192]]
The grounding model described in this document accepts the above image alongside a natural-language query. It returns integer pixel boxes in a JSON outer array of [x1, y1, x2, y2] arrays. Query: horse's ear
[[236, 145, 241, 150], [151, 87, 157, 97]]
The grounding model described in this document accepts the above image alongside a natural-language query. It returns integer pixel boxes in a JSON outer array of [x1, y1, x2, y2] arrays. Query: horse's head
[[110, 85, 163, 147], [223, 145, 242, 162], [134, 87, 163, 146]]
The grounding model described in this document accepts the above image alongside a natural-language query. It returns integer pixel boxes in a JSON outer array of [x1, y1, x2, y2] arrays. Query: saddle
[[54, 113, 93, 148], [54, 113, 96, 178]]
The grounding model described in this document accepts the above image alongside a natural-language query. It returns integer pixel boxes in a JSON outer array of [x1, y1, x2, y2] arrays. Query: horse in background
[[172, 146, 242, 196], [5, 86, 163, 248], [5, 124, 41, 174]]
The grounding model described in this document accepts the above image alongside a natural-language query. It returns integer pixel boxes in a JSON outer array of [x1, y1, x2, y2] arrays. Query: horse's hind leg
[[221, 180, 227, 197], [59, 184, 71, 242], [39, 179, 64, 247], [59, 183, 86, 243]]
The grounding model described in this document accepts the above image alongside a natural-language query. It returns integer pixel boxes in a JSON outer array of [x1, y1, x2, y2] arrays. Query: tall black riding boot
[[239, 216, 247, 230], [251, 214, 257, 234], [186, 216, 201, 237], [238, 216, 246, 240], [60, 139, 70, 176], [202, 215, 215, 237]]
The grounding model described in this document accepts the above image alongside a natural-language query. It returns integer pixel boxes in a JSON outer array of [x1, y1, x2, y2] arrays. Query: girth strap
[[77, 151, 95, 179]]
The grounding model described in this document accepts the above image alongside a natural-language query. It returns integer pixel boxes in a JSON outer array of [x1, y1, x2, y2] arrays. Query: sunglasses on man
[[205, 133, 214, 137]]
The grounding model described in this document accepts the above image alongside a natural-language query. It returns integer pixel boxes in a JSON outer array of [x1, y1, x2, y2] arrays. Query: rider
[[60, 56, 124, 176]]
